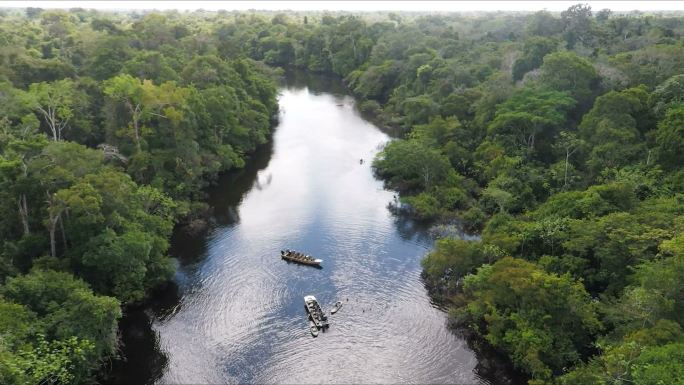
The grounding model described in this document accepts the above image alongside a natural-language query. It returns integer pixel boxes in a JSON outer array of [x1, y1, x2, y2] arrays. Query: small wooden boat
[[309, 320, 319, 337], [330, 301, 342, 314], [304, 295, 329, 328], [281, 250, 322, 267]]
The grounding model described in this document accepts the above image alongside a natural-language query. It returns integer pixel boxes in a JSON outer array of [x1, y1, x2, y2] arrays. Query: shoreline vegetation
[[2, 5, 684, 384]]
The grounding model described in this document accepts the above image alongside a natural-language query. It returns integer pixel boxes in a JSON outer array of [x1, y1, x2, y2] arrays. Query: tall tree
[[103, 75, 188, 154], [488, 88, 575, 157], [655, 105, 684, 171], [539, 51, 599, 110], [25, 79, 78, 141]]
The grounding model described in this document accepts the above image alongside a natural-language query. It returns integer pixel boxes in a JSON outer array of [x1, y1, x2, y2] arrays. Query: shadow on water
[[205, 139, 275, 227], [99, 310, 166, 385], [99, 282, 181, 385], [392, 212, 433, 244], [470, 337, 528, 385], [281, 68, 347, 95], [169, 139, 275, 265]]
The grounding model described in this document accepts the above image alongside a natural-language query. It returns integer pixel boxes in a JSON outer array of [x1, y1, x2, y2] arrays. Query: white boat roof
[[304, 295, 317, 302]]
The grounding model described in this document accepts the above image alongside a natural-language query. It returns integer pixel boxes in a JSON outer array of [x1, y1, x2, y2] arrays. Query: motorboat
[[304, 295, 329, 328]]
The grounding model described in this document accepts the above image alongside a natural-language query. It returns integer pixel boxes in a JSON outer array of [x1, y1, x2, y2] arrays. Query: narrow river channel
[[105, 74, 506, 384]]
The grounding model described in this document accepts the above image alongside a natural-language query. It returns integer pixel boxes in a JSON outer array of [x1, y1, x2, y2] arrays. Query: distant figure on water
[[360, 158, 364, 164]]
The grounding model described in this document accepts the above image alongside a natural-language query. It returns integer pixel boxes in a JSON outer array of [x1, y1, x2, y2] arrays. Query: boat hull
[[304, 295, 329, 329], [280, 250, 322, 267], [281, 254, 322, 266], [330, 301, 342, 314]]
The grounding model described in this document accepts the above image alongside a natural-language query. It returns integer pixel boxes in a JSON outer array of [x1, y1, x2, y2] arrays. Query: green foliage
[[512, 37, 558, 81], [578, 87, 652, 176], [24, 79, 81, 141], [652, 74, 684, 118], [532, 182, 637, 220], [400, 94, 439, 126], [560, 3, 597, 49], [403, 192, 441, 220], [422, 239, 504, 297], [655, 105, 684, 171], [2, 269, 121, 357], [632, 240, 684, 323], [0, 269, 120, 384], [481, 213, 523, 253], [1, 334, 95, 385], [526, 11, 562, 37], [374, 139, 452, 191], [539, 51, 599, 109], [631, 343, 684, 385], [301, 9, 684, 385], [0, 10, 281, 383], [461, 257, 601, 381], [487, 88, 574, 157], [2, 6, 684, 385], [610, 45, 684, 89]]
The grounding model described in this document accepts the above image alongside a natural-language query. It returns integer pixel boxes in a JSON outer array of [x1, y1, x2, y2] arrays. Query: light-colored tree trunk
[[125, 101, 143, 153], [564, 149, 570, 188], [45, 192, 64, 259], [18, 194, 30, 235], [422, 165, 431, 188], [350, 35, 357, 63], [48, 216, 58, 259], [36, 104, 68, 141], [563, 145, 579, 189]]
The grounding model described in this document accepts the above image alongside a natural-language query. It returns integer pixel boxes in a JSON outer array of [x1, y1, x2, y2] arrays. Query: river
[[104, 74, 515, 385]]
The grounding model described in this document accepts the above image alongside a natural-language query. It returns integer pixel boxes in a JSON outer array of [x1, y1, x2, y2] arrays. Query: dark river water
[[104, 74, 517, 385]]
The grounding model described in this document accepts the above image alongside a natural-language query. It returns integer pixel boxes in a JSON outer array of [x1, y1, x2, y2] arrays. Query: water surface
[[106, 76, 502, 384]]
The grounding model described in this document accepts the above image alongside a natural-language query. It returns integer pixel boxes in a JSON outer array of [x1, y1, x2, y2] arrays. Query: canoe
[[281, 250, 322, 266], [330, 301, 342, 314]]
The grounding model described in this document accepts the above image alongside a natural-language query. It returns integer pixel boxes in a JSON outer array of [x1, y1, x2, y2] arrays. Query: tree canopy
[[2, 4, 684, 384]]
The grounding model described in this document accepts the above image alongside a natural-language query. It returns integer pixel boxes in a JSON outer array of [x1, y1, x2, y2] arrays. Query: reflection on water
[[104, 75, 512, 384]]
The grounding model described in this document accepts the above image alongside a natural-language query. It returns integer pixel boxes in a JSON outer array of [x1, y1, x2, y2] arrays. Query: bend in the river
[[104, 73, 518, 385]]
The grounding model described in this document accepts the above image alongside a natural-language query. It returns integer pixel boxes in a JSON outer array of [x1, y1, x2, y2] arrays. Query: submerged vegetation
[[1, 4, 684, 384]]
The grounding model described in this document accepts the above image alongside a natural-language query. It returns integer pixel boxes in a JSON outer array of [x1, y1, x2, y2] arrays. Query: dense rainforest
[[0, 7, 279, 384], [1, 4, 684, 384]]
